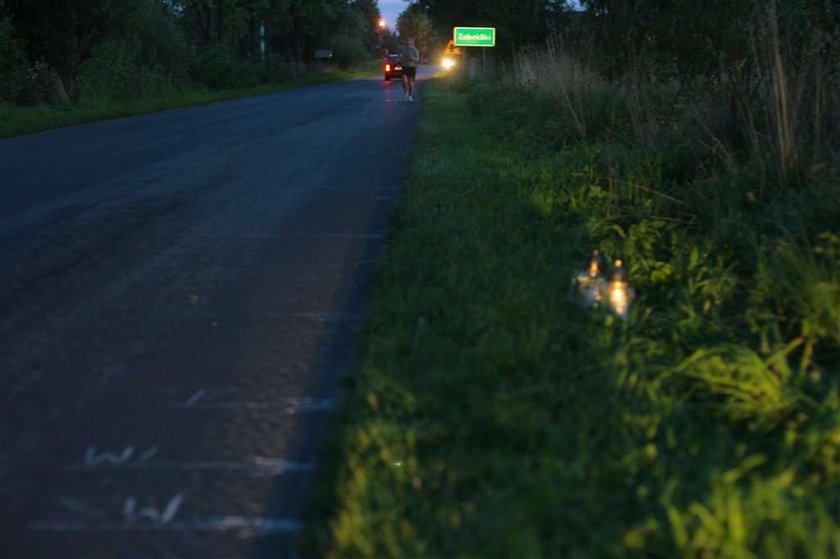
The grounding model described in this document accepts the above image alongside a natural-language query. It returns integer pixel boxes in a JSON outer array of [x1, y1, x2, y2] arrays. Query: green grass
[[0, 66, 377, 138], [305, 78, 840, 558]]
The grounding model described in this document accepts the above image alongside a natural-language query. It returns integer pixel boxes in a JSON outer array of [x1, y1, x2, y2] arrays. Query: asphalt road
[[0, 67, 435, 558]]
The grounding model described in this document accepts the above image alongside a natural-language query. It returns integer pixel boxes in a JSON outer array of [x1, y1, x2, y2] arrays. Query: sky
[[377, 0, 407, 31]]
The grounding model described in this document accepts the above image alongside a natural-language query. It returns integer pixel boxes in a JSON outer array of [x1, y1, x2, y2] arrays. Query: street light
[[378, 18, 387, 29]]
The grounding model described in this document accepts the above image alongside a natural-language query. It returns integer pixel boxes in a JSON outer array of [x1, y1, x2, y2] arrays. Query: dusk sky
[[377, 0, 407, 30]]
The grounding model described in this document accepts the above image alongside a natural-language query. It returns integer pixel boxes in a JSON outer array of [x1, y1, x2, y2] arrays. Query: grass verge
[[305, 77, 840, 558], [0, 66, 376, 139]]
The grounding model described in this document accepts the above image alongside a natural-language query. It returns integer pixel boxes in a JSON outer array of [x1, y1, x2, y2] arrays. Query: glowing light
[[571, 250, 607, 307], [571, 253, 636, 318], [442, 57, 456, 69], [588, 255, 600, 278], [385, 64, 391, 72], [606, 259, 635, 319], [378, 18, 387, 29], [609, 280, 629, 317]]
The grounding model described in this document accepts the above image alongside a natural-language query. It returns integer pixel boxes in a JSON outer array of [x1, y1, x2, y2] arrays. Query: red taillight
[[385, 64, 391, 72]]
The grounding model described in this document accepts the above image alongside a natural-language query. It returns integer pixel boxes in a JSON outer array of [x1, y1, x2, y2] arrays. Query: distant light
[[442, 57, 456, 69], [378, 18, 387, 29]]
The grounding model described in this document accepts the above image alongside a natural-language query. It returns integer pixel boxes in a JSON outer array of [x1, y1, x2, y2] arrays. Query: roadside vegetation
[[0, 0, 385, 137], [0, 65, 376, 138], [309, 0, 840, 557]]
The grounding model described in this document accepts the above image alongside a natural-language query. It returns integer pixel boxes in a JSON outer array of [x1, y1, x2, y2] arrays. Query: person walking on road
[[401, 37, 420, 102]]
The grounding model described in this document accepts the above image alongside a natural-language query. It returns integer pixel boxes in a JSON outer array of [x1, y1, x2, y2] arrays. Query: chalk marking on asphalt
[[185, 388, 207, 407], [82, 445, 158, 468], [29, 516, 304, 534], [178, 387, 237, 405], [124, 493, 184, 524], [68, 457, 313, 477]]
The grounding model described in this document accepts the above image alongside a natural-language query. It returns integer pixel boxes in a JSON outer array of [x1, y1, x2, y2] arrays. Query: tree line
[[403, 0, 839, 79], [0, 0, 384, 104]]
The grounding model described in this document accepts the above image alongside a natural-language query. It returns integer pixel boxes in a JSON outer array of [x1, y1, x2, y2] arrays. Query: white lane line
[[29, 516, 303, 534], [67, 457, 313, 477], [172, 397, 334, 413]]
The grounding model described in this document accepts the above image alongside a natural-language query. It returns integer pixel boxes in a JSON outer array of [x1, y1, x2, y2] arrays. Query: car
[[383, 54, 404, 81]]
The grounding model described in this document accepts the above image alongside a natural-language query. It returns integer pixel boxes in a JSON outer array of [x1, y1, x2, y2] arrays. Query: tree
[[4, 0, 137, 98], [406, 0, 550, 51], [397, 5, 435, 59], [1, 0, 388, 104], [350, 0, 381, 54]]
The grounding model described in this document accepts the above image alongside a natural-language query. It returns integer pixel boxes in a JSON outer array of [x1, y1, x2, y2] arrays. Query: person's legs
[[406, 67, 416, 101]]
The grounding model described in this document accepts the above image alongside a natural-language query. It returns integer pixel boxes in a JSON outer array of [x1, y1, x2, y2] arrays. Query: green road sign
[[453, 27, 496, 47]]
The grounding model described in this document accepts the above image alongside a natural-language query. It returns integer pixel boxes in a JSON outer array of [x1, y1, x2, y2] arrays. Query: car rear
[[384, 54, 404, 81]]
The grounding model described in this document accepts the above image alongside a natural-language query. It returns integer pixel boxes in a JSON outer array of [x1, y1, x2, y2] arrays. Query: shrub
[[189, 44, 243, 89], [79, 39, 141, 101]]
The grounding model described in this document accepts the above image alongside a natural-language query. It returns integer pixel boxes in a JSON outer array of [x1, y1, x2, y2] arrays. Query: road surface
[[0, 67, 434, 558]]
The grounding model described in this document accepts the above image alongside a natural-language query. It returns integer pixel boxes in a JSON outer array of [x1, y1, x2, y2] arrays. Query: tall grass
[[310, 7, 839, 556], [512, 2, 840, 193]]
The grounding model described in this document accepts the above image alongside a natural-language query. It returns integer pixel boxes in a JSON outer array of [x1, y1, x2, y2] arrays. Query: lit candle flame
[[571, 250, 606, 307], [607, 259, 633, 319], [608, 279, 629, 317], [588, 257, 600, 278]]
